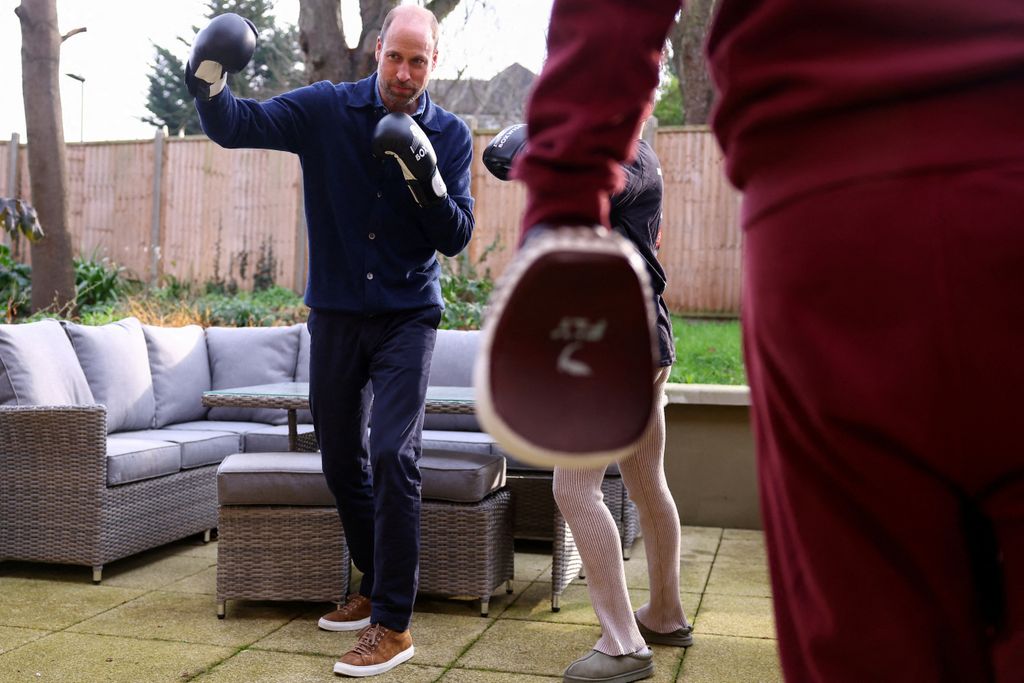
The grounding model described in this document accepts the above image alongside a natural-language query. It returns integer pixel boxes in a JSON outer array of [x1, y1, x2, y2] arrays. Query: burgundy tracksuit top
[[515, 2, 1024, 682]]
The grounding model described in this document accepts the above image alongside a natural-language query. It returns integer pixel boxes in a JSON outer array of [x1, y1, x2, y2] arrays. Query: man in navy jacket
[[189, 5, 474, 677]]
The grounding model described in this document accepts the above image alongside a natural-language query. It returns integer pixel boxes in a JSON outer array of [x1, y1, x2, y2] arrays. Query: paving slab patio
[[0, 526, 782, 682]]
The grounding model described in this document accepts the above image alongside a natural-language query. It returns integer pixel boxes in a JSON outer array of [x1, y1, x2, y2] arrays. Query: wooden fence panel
[[467, 135, 526, 277], [4, 128, 743, 315], [66, 141, 154, 275], [161, 139, 302, 290], [467, 127, 743, 314], [656, 127, 743, 314]]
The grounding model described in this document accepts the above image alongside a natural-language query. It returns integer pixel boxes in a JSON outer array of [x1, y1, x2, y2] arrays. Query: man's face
[[375, 20, 437, 115]]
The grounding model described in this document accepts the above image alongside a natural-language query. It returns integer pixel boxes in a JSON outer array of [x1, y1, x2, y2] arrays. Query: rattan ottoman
[[215, 449, 513, 618]]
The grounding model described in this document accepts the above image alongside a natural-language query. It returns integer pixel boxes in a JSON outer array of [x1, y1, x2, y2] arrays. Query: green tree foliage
[[655, 75, 684, 126], [144, 46, 197, 135], [144, 0, 305, 135]]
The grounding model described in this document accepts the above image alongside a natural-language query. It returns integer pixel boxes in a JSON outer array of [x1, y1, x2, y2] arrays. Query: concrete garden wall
[[663, 384, 761, 530]]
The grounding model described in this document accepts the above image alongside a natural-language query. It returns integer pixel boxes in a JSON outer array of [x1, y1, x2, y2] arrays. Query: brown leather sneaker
[[318, 594, 371, 632], [333, 623, 415, 677]]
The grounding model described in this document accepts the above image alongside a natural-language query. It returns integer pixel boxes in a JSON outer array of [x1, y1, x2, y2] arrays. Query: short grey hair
[[380, 6, 440, 50]]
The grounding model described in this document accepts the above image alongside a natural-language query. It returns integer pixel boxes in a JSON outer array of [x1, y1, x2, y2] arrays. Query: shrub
[[0, 244, 32, 322], [74, 252, 135, 313], [438, 248, 496, 330]]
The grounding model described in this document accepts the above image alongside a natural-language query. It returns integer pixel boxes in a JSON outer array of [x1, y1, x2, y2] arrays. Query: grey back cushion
[[425, 329, 480, 431], [0, 319, 95, 406], [63, 317, 156, 433], [206, 325, 301, 425], [294, 322, 312, 424], [143, 324, 211, 427]]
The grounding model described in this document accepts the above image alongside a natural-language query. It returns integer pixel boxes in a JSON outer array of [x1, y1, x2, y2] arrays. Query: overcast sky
[[0, 0, 552, 143]]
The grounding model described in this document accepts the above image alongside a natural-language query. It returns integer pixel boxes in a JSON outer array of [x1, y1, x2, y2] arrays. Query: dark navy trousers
[[307, 305, 441, 633]]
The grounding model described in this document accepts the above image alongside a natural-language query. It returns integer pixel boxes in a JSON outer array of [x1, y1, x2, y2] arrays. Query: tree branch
[[60, 26, 86, 42], [424, 0, 464, 24]]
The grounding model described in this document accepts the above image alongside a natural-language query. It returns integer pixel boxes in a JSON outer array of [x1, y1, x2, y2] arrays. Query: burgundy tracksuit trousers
[[516, 0, 1024, 680]]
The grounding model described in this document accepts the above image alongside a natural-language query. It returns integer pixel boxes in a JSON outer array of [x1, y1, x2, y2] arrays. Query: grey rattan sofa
[[0, 317, 312, 582]]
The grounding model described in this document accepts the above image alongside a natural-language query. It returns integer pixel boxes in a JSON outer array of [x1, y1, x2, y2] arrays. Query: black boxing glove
[[482, 123, 528, 181], [185, 13, 258, 101], [372, 112, 448, 207]]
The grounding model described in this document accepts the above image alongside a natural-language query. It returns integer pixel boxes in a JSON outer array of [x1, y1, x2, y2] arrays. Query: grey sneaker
[[563, 647, 654, 683], [634, 611, 694, 647]]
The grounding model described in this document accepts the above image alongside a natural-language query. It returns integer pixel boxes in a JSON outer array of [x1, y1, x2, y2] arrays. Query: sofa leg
[[622, 545, 631, 561], [203, 529, 212, 543], [506, 580, 513, 594], [92, 565, 103, 584], [480, 597, 490, 617], [217, 601, 226, 619], [551, 593, 560, 612]]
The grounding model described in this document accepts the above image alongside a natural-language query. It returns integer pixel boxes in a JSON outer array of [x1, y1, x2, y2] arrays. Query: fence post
[[150, 127, 166, 286], [3, 133, 19, 248]]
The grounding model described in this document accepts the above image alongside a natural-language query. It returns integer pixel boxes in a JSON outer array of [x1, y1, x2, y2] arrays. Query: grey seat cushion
[[0, 319, 94, 407], [205, 326, 301, 425], [244, 423, 316, 452], [421, 429, 496, 456], [105, 438, 181, 486], [165, 420, 278, 449], [143, 324, 211, 427], [111, 429, 239, 469], [217, 452, 334, 506], [420, 449, 506, 503], [217, 449, 505, 506], [64, 317, 155, 433], [425, 329, 481, 432]]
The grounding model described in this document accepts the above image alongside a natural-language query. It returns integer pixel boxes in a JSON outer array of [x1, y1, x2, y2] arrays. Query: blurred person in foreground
[[474, 1, 1024, 681]]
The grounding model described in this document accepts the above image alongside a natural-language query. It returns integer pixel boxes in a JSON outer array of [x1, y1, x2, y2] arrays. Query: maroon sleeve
[[514, 0, 683, 237]]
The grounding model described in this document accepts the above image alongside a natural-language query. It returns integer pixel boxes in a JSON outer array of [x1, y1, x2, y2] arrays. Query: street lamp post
[[65, 73, 85, 142]]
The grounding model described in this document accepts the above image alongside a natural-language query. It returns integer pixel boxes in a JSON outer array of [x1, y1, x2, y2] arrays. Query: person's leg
[[364, 305, 441, 633], [619, 367, 689, 637], [307, 308, 375, 600], [742, 163, 1024, 682], [554, 463, 647, 656]]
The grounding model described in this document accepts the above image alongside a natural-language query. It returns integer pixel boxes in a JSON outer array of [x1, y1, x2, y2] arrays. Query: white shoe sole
[[318, 615, 370, 632], [333, 645, 414, 677]]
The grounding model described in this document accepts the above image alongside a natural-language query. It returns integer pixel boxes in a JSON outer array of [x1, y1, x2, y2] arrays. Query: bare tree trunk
[[16, 0, 76, 313], [670, 0, 716, 125], [298, 0, 465, 85]]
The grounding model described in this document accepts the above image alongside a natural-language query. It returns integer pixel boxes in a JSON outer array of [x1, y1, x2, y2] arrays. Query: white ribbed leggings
[[552, 366, 688, 655]]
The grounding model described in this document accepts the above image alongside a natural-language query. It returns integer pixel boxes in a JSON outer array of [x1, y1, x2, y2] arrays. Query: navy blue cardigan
[[196, 74, 475, 313]]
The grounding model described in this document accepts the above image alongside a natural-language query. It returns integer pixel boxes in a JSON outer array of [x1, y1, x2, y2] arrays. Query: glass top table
[[202, 383, 476, 450]]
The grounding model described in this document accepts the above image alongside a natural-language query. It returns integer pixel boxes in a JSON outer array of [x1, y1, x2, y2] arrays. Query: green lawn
[[669, 316, 747, 386]]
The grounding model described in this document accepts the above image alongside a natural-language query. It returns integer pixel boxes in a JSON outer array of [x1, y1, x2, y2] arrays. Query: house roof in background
[[429, 63, 536, 130]]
